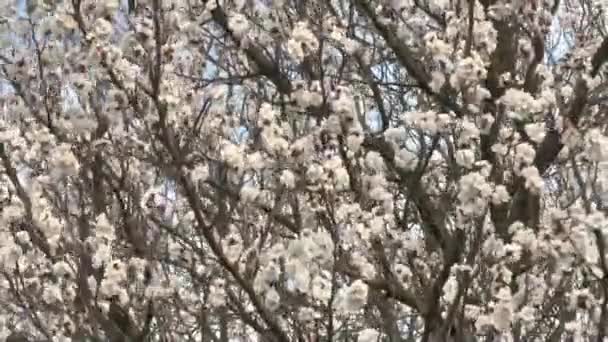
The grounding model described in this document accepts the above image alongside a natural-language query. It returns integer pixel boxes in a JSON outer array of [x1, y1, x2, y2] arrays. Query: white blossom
[[42, 284, 63, 304], [492, 185, 510, 204], [358, 329, 380, 342], [298, 307, 318, 322], [311, 275, 331, 302], [51, 143, 80, 177], [265, 288, 281, 311], [191, 164, 209, 182], [524, 123, 546, 143], [500, 89, 542, 119], [456, 149, 476, 168], [222, 143, 244, 168], [228, 13, 249, 38], [333, 167, 350, 191], [209, 283, 227, 308], [93, 18, 113, 39], [338, 280, 368, 313], [395, 148, 417, 170], [429, 71, 445, 92], [280, 170, 296, 189], [515, 143, 536, 166], [365, 151, 385, 172], [95, 213, 114, 242], [521, 166, 544, 193], [586, 128, 608, 162], [0, 0, 604, 339], [287, 22, 318, 62]]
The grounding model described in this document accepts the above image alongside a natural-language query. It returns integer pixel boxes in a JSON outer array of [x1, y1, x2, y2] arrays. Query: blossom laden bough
[[1, 0, 608, 341]]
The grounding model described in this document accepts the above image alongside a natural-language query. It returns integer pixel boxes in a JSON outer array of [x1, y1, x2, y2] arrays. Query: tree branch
[[352, 0, 463, 117], [535, 36, 608, 174]]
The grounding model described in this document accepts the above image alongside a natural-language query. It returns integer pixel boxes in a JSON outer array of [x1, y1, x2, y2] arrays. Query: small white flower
[[347, 133, 364, 152], [518, 306, 535, 322], [384, 126, 406, 143], [258, 103, 276, 125], [265, 288, 281, 311], [102, 0, 120, 13], [298, 307, 318, 322], [339, 280, 368, 313], [395, 149, 417, 171], [429, 71, 445, 92], [287, 22, 318, 62], [280, 170, 296, 189], [94, 18, 113, 39], [311, 275, 331, 302], [228, 13, 249, 38], [491, 143, 508, 157], [209, 284, 226, 308], [222, 234, 243, 264], [450, 55, 487, 89], [222, 143, 244, 168], [306, 164, 325, 183], [515, 143, 536, 166], [500, 89, 542, 118], [15, 231, 30, 244], [426, 34, 451, 57], [254, 263, 280, 293], [43, 284, 63, 304], [92, 244, 112, 269], [512, 228, 536, 250], [586, 128, 608, 162], [333, 167, 350, 191], [291, 266, 310, 293], [521, 166, 543, 193], [492, 303, 513, 331], [294, 89, 323, 109], [51, 143, 80, 177], [358, 328, 380, 342], [456, 149, 476, 168], [95, 213, 114, 242], [443, 276, 458, 302], [52, 261, 73, 278], [491, 185, 510, 204], [365, 151, 385, 172], [88, 276, 97, 294], [191, 164, 209, 182], [525, 123, 546, 143], [459, 119, 480, 145]]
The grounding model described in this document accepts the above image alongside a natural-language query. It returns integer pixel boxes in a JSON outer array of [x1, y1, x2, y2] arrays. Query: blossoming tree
[[1, 0, 608, 341]]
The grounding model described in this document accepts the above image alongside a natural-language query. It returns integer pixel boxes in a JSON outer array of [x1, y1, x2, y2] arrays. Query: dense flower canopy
[[1, 0, 608, 341]]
